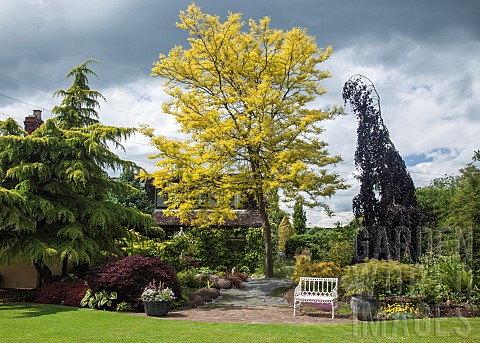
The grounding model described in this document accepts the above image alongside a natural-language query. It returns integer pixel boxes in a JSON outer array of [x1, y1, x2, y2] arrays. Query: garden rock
[[205, 288, 221, 298], [189, 295, 205, 307], [215, 278, 232, 289], [183, 300, 198, 308], [197, 288, 220, 302]]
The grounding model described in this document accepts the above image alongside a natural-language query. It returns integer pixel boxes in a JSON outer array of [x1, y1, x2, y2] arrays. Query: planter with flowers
[[141, 280, 176, 316]]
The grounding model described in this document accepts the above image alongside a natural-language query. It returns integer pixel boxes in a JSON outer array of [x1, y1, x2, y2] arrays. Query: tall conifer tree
[[0, 59, 152, 283], [292, 200, 308, 234]]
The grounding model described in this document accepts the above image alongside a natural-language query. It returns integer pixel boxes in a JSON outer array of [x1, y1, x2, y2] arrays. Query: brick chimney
[[24, 110, 44, 134]]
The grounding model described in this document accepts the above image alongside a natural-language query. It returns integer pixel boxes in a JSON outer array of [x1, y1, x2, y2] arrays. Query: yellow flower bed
[[379, 302, 421, 320]]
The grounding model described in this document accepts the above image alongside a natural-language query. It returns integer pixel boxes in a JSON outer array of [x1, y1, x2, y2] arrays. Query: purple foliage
[[312, 302, 332, 311], [343, 75, 422, 262], [87, 255, 181, 311], [35, 280, 88, 307]]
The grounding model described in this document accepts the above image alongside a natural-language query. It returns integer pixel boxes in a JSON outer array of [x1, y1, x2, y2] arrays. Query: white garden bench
[[293, 277, 338, 318]]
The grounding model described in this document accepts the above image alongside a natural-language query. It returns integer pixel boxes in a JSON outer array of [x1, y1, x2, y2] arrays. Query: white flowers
[[140, 280, 176, 302]]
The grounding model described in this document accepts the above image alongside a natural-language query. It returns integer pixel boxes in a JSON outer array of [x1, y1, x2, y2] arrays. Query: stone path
[[145, 277, 353, 325], [209, 277, 295, 307]]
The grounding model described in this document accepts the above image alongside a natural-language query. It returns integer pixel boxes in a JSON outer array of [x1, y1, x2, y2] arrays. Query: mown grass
[[0, 302, 478, 343]]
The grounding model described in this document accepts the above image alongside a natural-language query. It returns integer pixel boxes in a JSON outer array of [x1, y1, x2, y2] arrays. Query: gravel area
[[208, 277, 295, 307], [157, 277, 353, 324]]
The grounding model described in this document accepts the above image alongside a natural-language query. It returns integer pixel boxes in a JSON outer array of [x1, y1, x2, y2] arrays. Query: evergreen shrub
[[176, 267, 204, 289], [285, 234, 313, 258], [341, 259, 417, 297], [407, 253, 473, 303], [328, 240, 354, 268]]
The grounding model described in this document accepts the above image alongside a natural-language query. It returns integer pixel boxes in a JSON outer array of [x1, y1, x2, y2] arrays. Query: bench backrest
[[298, 277, 338, 297]]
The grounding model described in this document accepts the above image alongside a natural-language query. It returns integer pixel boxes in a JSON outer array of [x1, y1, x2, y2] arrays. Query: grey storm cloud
[[1, 0, 478, 94], [1, 0, 479, 226]]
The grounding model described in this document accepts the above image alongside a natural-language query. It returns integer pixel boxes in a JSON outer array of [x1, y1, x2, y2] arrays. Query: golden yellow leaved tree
[[142, 4, 347, 276]]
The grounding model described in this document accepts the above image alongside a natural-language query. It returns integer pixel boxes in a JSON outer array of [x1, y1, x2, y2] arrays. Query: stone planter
[[350, 294, 379, 321], [143, 301, 169, 316]]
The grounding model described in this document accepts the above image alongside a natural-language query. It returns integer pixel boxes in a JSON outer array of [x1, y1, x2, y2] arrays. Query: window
[[232, 193, 241, 208], [155, 190, 168, 209]]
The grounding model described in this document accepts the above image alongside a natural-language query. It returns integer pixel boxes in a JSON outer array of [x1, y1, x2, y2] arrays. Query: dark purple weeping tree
[[343, 75, 423, 263]]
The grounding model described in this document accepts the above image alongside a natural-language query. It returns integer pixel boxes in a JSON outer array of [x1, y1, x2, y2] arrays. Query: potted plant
[[141, 280, 176, 316], [350, 293, 379, 321]]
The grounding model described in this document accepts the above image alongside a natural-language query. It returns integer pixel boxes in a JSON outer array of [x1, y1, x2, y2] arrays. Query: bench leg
[[331, 301, 334, 319], [293, 300, 300, 316]]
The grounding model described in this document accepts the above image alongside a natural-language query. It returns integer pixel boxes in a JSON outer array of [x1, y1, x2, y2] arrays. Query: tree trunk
[[61, 257, 68, 278], [257, 191, 274, 277], [33, 262, 54, 285], [249, 150, 274, 277]]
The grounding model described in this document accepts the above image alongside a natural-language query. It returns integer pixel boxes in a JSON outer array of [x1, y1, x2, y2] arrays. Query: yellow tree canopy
[[143, 4, 348, 276]]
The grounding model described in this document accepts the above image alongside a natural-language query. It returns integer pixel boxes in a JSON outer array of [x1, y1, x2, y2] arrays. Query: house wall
[[0, 262, 65, 289], [0, 262, 39, 288]]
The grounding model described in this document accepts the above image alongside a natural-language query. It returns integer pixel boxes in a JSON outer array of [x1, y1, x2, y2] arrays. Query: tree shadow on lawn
[[0, 302, 80, 318]]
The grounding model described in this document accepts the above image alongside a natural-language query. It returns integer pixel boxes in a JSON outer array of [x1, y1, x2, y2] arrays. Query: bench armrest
[[294, 283, 302, 297]]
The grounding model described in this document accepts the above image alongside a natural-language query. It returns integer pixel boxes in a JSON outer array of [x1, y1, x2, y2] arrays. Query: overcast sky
[[1, 0, 478, 227]]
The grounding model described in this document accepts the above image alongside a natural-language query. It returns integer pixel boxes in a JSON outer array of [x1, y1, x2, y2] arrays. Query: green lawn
[[0, 302, 478, 343]]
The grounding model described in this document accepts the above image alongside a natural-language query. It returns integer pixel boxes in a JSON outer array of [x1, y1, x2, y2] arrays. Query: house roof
[[152, 209, 262, 229]]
